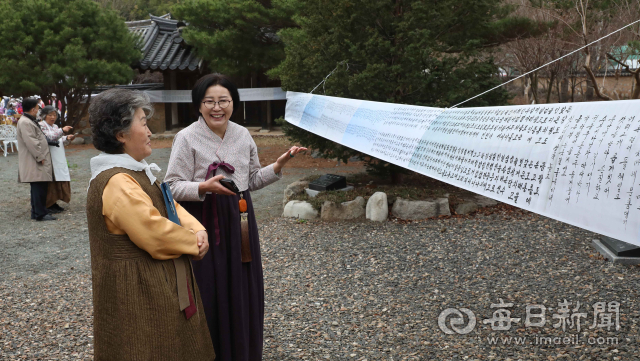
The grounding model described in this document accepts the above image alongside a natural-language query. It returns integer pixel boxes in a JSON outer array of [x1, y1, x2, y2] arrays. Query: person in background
[[165, 73, 307, 361], [49, 93, 62, 114], [6, 104, 16, 116], [86, 88, 215, 360], [39, 105, 75, 214], [37, 96, 45, 110], [16, 98, 55, 221]]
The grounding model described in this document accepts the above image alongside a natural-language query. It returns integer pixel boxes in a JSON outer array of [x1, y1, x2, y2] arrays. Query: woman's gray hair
[[40, 105, 58, 119], [89, 88, 154, 154]]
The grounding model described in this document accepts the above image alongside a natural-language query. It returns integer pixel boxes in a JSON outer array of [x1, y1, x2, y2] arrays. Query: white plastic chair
[[0, 125, 9, 154], [0, 124, 18, 157]]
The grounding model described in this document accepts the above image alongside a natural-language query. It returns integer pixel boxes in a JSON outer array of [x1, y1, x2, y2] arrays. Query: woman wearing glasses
[[165, 73, 306, 361]]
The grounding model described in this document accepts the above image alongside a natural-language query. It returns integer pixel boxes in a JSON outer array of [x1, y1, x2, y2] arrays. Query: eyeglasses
[[202, 99, 232, 109]]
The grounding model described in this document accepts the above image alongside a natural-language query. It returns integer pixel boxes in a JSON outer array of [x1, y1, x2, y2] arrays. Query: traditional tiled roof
[[127, 14, 202, 72]]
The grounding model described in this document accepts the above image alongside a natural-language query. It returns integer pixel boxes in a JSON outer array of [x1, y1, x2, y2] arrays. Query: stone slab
[[591, 238, 640, 265], [309, 174, 346, 191], [305, 186, 354, 198], [599, 236, 640, 257]]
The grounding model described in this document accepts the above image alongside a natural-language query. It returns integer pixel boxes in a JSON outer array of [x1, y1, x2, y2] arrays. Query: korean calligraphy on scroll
[[285, 92, 640, 247]]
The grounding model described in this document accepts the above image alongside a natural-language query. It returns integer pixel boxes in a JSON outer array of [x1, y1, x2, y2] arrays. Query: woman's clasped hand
[[194, 230, 209, 260]]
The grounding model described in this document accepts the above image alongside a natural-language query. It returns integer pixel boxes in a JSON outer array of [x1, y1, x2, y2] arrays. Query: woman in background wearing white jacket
[[39, 105, 75, 214]]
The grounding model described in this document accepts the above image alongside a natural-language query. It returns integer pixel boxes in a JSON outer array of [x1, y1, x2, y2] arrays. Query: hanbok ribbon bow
[[204, 162, 235, 246], [206, 161, 235, 180]]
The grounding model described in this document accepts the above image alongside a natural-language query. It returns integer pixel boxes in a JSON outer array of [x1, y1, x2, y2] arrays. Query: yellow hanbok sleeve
[[102, 173, 200, 260], [175, 202, 206, 235]]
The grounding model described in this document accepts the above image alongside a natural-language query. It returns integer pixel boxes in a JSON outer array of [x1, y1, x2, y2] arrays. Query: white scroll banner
[[145, 90, 192, 103], [144, 87, 287, 103], [285, 91, 640, 246], [238, 87, 287, 102]]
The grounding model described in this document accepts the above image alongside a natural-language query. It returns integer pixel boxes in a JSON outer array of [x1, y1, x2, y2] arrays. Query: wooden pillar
[[266, 101, 272, 130], [170, 72, 179, 128], [163, 71, 172, 130], [260, 101, 268, 130]]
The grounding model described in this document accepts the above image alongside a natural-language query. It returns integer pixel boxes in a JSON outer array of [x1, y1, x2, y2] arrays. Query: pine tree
[[0, 0, 140, 126], [268, 0, 529, 178], [173, 0, 299, 76], [94, 0, 178, 21]]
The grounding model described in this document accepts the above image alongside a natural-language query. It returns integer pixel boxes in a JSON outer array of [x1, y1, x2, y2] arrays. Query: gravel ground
[[261, 212, 640, 360], [1, 146, 639, 360]]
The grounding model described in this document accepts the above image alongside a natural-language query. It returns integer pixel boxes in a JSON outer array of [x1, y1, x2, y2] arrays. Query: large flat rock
[[391, 197, 450, 220], [283, 180, 310, 207], [321, 196, 365, 220], [282, 200, 318, 220]]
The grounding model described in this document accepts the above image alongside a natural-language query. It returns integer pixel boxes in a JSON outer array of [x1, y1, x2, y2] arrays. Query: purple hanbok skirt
[[180, 190, 263, 361]]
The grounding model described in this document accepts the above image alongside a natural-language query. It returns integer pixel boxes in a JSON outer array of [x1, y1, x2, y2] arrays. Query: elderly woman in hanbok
[[38, 105, 74, 214], [165, 73, 306, 361], [86, 88, 215, 360]]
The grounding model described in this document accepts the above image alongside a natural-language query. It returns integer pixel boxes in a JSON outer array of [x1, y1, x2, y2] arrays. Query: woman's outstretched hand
[[193, 230, 209, 261], [274, 146, 308, 174], [198, 174, 236, 196]]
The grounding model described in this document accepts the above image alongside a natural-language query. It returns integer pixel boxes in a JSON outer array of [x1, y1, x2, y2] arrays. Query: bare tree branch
[[607, 52, 634, 71], [606, 52, 640, 98], [517, 5, 582, 38], [583, 65, 612, 100]]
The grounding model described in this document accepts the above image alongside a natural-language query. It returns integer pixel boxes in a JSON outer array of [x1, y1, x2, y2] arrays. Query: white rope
[[450, 18, 640, 108], [310, 61, 346, 94]]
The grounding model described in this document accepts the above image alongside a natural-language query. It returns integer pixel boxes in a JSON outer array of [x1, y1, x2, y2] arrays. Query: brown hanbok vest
[[86, 167, 215, 360]]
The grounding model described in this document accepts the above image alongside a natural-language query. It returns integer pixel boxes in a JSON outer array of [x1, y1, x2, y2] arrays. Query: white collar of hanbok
[[89, 152, 161, 188]]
